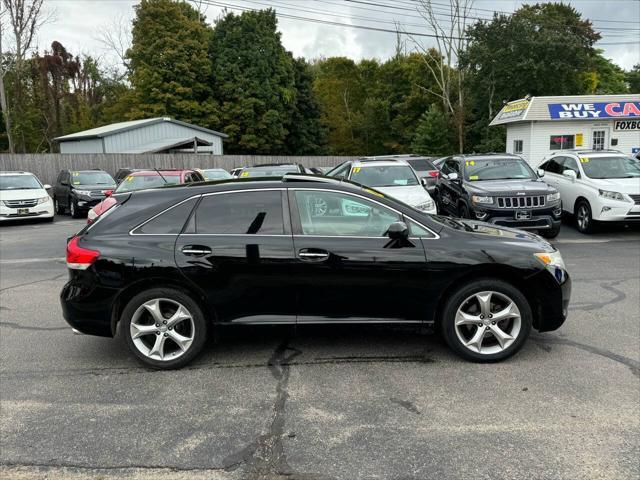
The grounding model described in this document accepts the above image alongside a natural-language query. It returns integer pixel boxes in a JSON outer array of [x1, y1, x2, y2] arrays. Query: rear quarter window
[[135, 197, 198, 235]]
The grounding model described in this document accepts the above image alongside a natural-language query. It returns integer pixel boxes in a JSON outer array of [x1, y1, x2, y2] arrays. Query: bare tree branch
[[95, 11, 132, 78]]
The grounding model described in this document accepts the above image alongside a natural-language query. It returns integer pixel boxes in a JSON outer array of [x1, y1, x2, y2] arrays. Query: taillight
[[427, 170, 439, 177], [66, 236, 100, 270]]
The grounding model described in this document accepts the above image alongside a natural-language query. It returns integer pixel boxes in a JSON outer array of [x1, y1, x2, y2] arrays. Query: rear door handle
[[181, 245, 212, 256], [298, 249, 329, 262]]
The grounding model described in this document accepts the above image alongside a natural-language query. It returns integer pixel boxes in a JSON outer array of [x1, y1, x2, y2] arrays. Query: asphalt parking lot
[[1, 216, 639, 480]]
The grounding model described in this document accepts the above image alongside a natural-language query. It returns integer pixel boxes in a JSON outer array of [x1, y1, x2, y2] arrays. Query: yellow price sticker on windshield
[[73, 181, 81, 185], [72, 172, 79, 176], [240, 171, 249, 177], [580, 157, 590, 163], [469, 175, 479, 181], [125, 176, 134, 182], [353, 167, 361, 173], [465, 161, 476, 167]]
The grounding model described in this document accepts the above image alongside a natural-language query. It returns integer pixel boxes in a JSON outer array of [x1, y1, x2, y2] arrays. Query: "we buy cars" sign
[[548, 101, 640, 120]]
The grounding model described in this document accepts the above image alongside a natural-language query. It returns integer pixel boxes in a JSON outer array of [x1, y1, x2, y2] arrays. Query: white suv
[[537, 150, 640, 233], [0, 171, 54, 222]]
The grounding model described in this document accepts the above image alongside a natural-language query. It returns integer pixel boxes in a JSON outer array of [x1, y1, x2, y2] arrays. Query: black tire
[[69, 198, 81, 219], [120, 287, 209, 370], [539, 223, 560, 239], [575, 200, 596, 234], [44, 216, 54, 223], [440, 278, 532, 362], [434, 190, 445, 214], [458, 203, 470, 219], [54, 197, 65, 215]]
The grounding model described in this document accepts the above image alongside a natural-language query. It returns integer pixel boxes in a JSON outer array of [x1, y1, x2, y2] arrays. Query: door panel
[[174, 190, 297, 323], [289, 189, 429, 323]]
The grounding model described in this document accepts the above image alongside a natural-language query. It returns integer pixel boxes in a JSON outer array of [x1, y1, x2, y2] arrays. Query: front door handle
[[181, 245, 212, 256], [298, 248, 329, 262]]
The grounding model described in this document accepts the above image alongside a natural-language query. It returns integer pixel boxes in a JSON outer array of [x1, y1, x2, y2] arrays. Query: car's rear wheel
[[458, 203, 470, 219], [575, 200, 595, 234], [441, 279, 532, 362], [121, 288, 208, 369], [54, 197, 65, 215]]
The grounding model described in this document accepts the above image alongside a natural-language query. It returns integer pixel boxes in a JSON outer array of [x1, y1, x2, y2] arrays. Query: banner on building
[[548, 101, 640, 120]]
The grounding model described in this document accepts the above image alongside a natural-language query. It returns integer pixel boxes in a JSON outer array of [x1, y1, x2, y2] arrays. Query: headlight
[[75, 189, 92, 196], [471, 195, 493, 205], [546, 192, 561, 202], [415, 199, 434, 211], [598, 189, 626, 202], [37, 196, 50, 204], [534, 250, 566, 282]]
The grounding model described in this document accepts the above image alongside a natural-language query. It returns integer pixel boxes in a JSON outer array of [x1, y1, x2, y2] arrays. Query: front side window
[[580, 155, 640, 179], [0, 174, 42, 190], [561, 157, 580, 176], [549, 135, 575, 150], [464, 158, 536, 181], [202, 169, 232, 180], [350, 165, 419, 187], [72, 171, 114, 186], [329, 163, 351, 179], [194, 191, 284, 234], [540, 158, 563, 174], [294, 190, 400, 237]]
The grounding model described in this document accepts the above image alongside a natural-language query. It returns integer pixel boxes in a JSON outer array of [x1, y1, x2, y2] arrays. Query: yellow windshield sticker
[[240, 171, 249, 177], [580, 157, 590, 163], [465, 160, 476, 167], [469, 175, 479, 180], [353, 167, 361, 173], [364, 188, 384, 198], [73, 181, 81, 185], [72, 172, 79, 176], [125, 176, 134, 182]]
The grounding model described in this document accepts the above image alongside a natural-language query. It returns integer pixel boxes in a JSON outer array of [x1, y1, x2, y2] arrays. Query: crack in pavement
[[390, 398, 421, 415], [0, 274, 66, 293], [221, 340, 304, 478], [0, 321, 68, 332], [570, 281, 628, 311], [531, 334, 640, 378]]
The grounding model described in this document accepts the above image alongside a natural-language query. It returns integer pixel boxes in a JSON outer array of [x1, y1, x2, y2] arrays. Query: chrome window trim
[[129, 188, 286, 236], [290, 187, 440, 239]]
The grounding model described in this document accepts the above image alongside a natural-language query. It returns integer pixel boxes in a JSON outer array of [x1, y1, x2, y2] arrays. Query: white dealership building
[[490, 94, 640, 166]]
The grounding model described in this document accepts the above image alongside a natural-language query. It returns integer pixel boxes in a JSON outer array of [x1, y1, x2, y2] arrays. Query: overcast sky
[[34, 0, 640, 71]]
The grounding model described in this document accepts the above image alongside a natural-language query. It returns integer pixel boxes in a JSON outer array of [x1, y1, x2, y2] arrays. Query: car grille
[[3, 199, 38, 208], [629, 194, 640, 205], [496, 195, 545, 209]]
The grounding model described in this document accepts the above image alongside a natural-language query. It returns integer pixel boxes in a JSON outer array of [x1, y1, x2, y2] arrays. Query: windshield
[[580, 155, 640, 179], [240, 166, 298, 177], [72, 171, 114, 185], [350, 165, 419, 187], [464, 159, 535, 181], [0, 174, 43, 190], [202, 169, 232, 180], [116, 174, 181, 193]]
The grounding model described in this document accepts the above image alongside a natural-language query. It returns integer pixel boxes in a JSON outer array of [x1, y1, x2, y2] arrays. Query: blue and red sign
[[548, 101, 640, 120]]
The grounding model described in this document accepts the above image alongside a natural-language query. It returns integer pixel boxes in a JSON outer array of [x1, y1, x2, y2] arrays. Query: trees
[[126, 0, 216, 127], [209, 9, 296, 154], [411, 104, 451, 155]]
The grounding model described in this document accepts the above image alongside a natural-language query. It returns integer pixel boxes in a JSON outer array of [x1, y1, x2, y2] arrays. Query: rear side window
[[193, 191, 284, 234], [407, 159, 434, 171], [136, 197, 198, 234]]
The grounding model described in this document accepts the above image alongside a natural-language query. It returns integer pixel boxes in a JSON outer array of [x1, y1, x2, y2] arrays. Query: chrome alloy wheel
[[576, 204, 589, 231], [130, 298, 195, 361], [454, 291, 521, 355]]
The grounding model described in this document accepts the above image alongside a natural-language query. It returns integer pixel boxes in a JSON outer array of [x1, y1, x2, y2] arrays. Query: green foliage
[[411, 105, 452, 156], [209, 9, 296, 154], [588, 52, 629, 94], [626, 64, 640, 93], [126, 0, 217, 127]]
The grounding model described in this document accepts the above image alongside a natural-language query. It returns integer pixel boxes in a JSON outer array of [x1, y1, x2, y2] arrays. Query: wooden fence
[[0, 154, 357, 186]]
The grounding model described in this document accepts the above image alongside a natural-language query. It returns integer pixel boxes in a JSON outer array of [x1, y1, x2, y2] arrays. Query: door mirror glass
[[562, 169, 577, 181], [385, 221, 409, 240], [537, 168, 545, 178], [420, 177, 428, 186], [447, 172, 459, 181], [43, 184, 52, 189]]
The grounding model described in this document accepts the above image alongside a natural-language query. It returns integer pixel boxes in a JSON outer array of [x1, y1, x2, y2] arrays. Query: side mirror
[[386, 221, 409, 240], [537, 169, 545, 178], [420, 177, 428, 186], [103, 189, 113, 197], [448, 172, 459, 182], [43, 184, 52, 190], [562, 170, 577, 181]]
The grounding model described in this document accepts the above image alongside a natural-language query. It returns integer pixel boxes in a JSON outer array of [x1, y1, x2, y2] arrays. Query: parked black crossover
[[53, 169, 117, 218], [61, 175, 571, 369], [435, 154, 563, 238]]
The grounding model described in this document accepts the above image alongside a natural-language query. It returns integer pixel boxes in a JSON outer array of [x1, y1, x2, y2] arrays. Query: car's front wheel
[[441, 279, 532, 362], [54, 197, 65, 215], [121, 288, 208, 369], [69, 198, 81, 219], [575, 200, 595, 234]]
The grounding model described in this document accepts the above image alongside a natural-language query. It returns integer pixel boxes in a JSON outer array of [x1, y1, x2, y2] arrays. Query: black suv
[[61, 174, 570, 369], [53, 169, 117, 218], [435, 154, 562, 238]]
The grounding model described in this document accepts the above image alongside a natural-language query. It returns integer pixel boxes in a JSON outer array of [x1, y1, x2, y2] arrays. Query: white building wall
[[59, 138, 104, 154], [103, 123, 224, 154], [508, 119, 640, 167], [505, 123, 533, 160]]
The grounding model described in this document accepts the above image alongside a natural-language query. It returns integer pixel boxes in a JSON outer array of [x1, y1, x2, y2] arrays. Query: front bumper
[[471, 204, 562, 230], [592, 199, 640, 222], [528, 267, 571, 332], [0, 200, 54, 221], [74, 195, 104, 210]]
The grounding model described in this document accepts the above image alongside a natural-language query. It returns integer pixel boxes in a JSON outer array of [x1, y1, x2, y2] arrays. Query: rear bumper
[[60, 277, 118, 337]]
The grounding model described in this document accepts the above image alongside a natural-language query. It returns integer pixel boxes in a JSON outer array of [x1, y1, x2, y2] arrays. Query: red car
[[87, 169, 204, 223]]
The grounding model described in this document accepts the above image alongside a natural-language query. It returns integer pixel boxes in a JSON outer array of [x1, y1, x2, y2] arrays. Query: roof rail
[[282, 173, 344, 184]]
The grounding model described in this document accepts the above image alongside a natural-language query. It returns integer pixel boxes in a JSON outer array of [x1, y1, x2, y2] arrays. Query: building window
[[549, 135, 575, 150], [513, 140, 523, 154], [592, 130, 606, 150]]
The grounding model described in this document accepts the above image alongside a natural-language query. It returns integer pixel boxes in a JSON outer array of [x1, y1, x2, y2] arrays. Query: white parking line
[[0, 257, 65, 264]]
